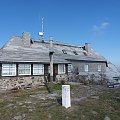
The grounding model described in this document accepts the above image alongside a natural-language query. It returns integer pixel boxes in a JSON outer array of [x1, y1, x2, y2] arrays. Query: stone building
[[0, 32, 110, 90]]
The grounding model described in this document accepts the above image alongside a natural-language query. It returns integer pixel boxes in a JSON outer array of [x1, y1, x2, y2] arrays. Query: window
[[83, 51, 88, 56], [18, 64, 31, 75], [2, 64, 16, 76], [48, 66, 50, 74], [98, 65, 101, 72], [84, 65, 88, 72], [68, 64, 73, 73], [33, 64, 44, 75], [73, 50, 78, 55], [58, 64, 65, 74], [62, 49, 67, 54]]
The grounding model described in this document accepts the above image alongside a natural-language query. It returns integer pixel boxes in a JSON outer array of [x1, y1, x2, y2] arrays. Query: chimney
[[85, 43, 91, 52], [49, 36, 54, 54], [22, 32, 31, 47]]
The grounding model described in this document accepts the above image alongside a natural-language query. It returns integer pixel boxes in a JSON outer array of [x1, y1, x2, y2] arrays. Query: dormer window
[[62, 49, 67, 54], [73, 50, 78, 55], [83, 52, 87, 56]]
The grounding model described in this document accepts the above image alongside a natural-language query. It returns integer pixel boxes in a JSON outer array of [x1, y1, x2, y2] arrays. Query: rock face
[[13, 115, 23, 120], [106, 61, 120, 82], [104, 116, 111, 120]]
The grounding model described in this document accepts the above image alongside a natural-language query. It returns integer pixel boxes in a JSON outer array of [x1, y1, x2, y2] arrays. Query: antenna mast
[[38, 17, 44, 40], [42, 17, 44, 33]]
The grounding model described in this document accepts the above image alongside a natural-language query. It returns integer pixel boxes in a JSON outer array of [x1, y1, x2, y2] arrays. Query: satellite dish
[[38, 32, 44, 36]]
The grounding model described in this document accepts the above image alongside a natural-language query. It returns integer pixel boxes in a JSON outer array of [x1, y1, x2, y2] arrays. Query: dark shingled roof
[[0, 32, 107, 64]]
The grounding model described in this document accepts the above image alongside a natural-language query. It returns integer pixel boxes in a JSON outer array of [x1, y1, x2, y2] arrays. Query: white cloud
[[100, 22, 109, 29], [93, 21, 109, 34]]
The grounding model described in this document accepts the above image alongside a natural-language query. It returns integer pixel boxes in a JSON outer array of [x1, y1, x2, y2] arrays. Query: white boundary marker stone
[[62, 85, 71, 108]]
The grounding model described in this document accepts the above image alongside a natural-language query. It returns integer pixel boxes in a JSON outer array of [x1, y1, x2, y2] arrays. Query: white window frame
[[58, 64, 65, 74], [68, 64, 73, 73], [2, 64, 16, 76], [33, 64, 44, 75], [18, 64, 31, 75], [98, 65, 102, 72], [84, 64, 89, 72]]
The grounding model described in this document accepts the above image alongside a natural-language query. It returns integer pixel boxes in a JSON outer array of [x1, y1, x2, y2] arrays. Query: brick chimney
[[22, 32, 31, 47], [85, 43, 91, 52]]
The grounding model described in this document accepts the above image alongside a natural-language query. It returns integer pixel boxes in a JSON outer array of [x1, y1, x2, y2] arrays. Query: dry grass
[[0, 84, 120, 120]]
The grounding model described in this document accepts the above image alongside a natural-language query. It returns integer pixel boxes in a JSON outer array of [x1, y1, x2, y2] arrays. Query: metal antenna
[[38, 17, 44, 40], [42, 17, 44, 33]]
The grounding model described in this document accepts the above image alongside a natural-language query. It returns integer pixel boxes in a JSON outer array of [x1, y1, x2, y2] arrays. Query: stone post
[[62, 85, 71, 108]]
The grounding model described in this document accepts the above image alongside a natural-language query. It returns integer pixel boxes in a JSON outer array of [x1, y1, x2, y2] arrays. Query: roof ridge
[[31, 39, 82, 48]]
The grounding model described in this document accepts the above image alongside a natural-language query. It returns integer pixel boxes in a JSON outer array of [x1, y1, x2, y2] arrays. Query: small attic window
[[30, 39, 33, 44], [83, 52, 87, 56], [82, 46, 85, 50], [62, 49, 67, 54], [73, 50, 78, 55]]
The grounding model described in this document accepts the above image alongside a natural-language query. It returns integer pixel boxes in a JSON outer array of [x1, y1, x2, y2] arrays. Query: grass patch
[[45, 82, 78, 93], [0, 85, 120, 120]]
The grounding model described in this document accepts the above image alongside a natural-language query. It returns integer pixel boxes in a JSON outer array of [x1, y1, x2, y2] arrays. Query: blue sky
[[0, 0, 120, 66]]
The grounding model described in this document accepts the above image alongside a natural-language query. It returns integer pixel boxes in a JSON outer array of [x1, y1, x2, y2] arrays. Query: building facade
[[0, 32, 107, 90]]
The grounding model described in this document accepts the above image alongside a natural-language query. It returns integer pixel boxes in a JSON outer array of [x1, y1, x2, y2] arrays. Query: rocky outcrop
[[106, 61, 120, 83]]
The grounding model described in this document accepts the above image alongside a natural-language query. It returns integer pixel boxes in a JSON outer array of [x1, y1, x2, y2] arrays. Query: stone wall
[[55, 74, 68, 83], [0, 76, 45, 90], [0, 74, 69, 91], [67, 61, 108, 85]]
